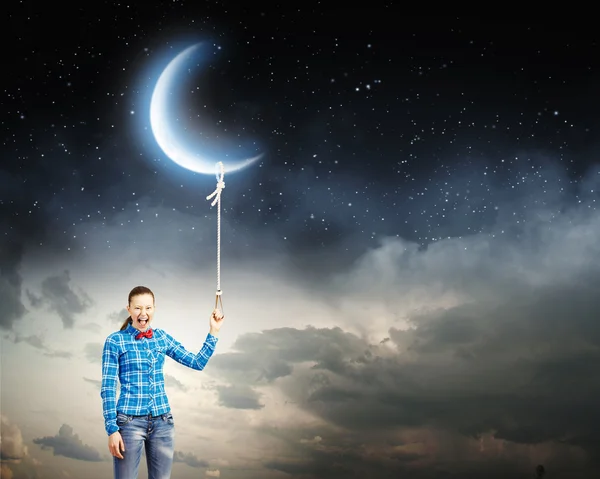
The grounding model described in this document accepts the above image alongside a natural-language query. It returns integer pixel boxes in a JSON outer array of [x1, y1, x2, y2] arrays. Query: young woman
[[101, 285, 224, 478]]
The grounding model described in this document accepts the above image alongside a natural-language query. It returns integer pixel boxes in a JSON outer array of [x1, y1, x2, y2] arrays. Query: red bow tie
[[135, 329, 153, 340]]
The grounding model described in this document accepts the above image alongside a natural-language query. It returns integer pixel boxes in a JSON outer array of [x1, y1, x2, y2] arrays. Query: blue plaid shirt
[[101, 323, 218, 436]]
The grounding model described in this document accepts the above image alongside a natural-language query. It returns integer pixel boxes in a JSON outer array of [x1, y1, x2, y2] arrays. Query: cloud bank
[[5, 157, 600, 478]]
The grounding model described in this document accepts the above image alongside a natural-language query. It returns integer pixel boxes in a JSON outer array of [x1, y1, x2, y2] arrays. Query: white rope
[[206, 162, 225, 297]]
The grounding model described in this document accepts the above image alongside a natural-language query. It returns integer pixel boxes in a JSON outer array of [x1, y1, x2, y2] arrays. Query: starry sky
[[3, 5, 600, 479]]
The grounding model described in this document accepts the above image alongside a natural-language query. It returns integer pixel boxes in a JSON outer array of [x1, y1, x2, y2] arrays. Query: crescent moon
[[150, 43, 263, 175]]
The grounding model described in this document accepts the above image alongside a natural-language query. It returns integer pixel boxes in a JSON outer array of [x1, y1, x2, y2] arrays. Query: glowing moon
[[150, 43, 262, 175]]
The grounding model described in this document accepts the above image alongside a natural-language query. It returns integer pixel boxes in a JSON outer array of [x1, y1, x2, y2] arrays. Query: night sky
[[2, 6, 600, 479]]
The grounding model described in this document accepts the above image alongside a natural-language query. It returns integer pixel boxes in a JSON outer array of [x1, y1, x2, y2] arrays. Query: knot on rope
[[206, 161, 225, 207], [206, 180, 225, 207]]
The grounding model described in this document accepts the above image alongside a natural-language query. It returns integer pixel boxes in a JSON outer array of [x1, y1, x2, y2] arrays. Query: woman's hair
[[119, 285, 155, 330]]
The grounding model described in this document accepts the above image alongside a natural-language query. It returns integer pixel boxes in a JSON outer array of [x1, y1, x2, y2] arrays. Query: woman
[[101, 285, 224, 478]]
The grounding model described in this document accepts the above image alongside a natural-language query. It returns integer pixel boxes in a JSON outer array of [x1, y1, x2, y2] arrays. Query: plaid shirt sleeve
[[165, 332, 218, 370], [101, 336, 120, 436]]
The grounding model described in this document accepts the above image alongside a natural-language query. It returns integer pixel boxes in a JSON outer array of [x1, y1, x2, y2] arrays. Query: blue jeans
[[114, 412, 175, 479]]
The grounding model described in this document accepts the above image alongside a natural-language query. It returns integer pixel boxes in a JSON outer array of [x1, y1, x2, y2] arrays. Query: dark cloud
[[209, 273, 600, 477], [173, 450, 209, 468], [83, 342, 103, 364], [211, 326, 364, 384], [258, 425, 531, 479], [216, 385, 263, 410], [0, 241, 27, 330], [26, 289, 44, 308], [43, 350, 72, 359], [388, 281, 600, 446], [33, 424, 102, 462], [12, 333, 45, 350], [108, 308, 129, 323], [28, 270, 93, 328], [4, 332, 72, 359], [83, 377, 101, 389], [164, 373, 188, 393], [258, 422, 586, 479]]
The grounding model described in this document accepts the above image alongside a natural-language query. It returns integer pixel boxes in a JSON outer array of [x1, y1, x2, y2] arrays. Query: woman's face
[[127, 293, 155, 331]]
